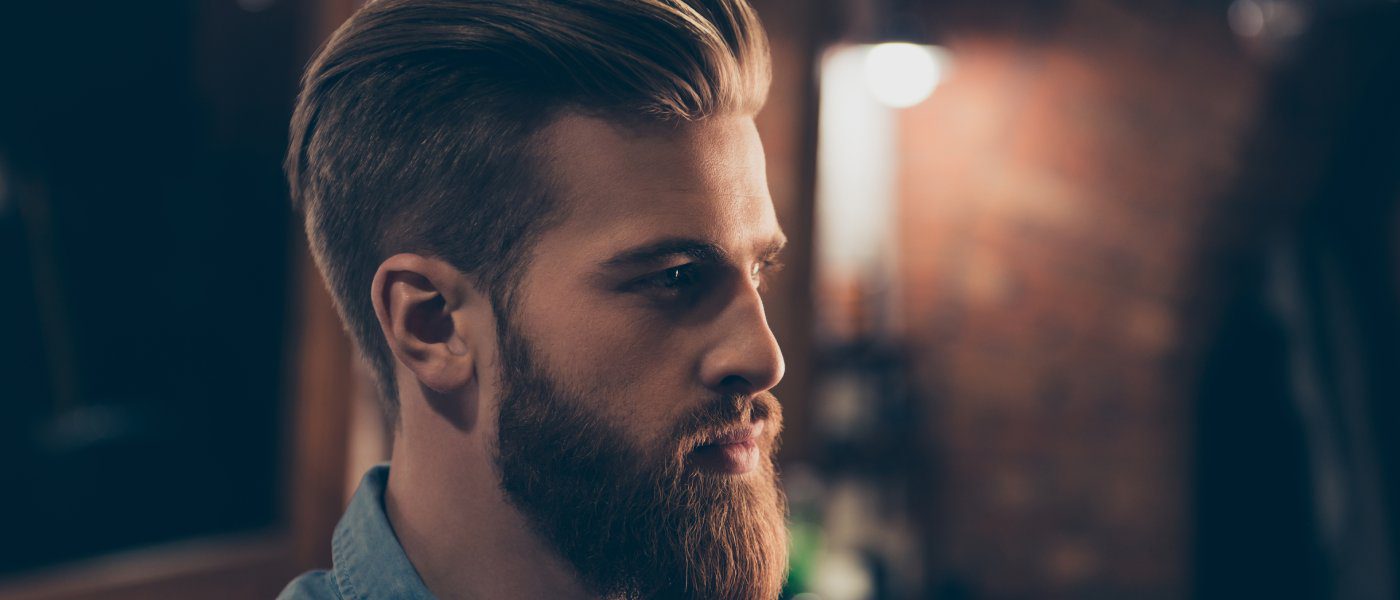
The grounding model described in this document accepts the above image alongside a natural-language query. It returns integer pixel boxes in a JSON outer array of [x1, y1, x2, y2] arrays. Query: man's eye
[[752, 259, 785, 288], [648, 264, 700, 290]]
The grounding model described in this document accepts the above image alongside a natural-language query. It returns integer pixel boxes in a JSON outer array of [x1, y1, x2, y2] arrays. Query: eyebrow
[[600, 235, 788, 270]]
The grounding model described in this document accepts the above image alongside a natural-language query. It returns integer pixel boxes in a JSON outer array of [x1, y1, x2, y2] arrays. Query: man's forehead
[[535, 112, 780, 259]]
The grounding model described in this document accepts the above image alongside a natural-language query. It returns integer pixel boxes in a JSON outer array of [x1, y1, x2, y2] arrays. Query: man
[[278, 0, 790, 598]]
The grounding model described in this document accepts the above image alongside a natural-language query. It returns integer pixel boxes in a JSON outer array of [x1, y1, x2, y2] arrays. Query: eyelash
[[752, 259, 785, 290], [652, 264, 702, 290], [637, 260, 784, 297]]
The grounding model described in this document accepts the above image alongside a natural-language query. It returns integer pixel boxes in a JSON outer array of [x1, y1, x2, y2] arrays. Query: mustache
[[672, 391, 783, 455]]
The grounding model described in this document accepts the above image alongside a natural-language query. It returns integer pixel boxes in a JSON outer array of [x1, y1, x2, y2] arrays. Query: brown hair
[[286, 0, 771, 419]]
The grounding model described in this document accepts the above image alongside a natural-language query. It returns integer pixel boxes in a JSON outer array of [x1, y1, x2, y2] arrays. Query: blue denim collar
[[330, 464, 436, 599]]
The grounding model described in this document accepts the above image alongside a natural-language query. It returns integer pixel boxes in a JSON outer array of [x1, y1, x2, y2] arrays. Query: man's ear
[[370, 253, 480, 394]]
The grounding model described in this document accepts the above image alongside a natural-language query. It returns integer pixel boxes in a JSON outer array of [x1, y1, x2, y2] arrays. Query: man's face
[[489, 114, 789, 599]]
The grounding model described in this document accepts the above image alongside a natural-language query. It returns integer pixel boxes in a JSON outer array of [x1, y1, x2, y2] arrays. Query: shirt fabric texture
[[277, 464, 436, 599]]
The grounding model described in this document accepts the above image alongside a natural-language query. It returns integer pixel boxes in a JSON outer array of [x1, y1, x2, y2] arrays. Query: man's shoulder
[[277, 569, 343, 600]]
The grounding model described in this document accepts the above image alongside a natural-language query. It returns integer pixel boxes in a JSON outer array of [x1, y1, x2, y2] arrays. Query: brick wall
[[898, 2, 1264, 596]]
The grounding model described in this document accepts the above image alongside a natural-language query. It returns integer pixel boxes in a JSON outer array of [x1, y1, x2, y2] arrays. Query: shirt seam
[[331, 527, 359, 600]]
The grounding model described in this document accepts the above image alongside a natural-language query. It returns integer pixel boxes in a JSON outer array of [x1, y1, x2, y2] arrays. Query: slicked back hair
[[286, 0, 771, 421]]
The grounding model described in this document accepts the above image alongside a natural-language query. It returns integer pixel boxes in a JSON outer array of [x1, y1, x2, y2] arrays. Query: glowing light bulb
[[862, 42, 944, 108]]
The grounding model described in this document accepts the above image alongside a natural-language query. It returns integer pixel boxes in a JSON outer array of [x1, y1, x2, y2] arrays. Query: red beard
[[493, 318, 789, 600]]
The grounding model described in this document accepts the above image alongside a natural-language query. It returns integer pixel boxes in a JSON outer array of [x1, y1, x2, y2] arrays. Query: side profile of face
[[489, 113, 790, 599]]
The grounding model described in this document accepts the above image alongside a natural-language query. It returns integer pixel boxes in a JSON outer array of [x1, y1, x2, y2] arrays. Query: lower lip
[[690, 439, 760, 475]]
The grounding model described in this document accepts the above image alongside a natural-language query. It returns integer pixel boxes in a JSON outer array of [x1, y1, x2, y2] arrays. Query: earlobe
[[371, 253, 478, 394]]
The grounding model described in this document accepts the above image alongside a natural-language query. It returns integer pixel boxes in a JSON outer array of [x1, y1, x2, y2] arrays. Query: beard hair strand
[[491, 318, 789, 600]]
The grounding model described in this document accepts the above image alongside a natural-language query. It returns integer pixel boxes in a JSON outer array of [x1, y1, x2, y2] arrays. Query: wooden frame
[[0, 232, 357, 600], [0, 0, 368, 594]]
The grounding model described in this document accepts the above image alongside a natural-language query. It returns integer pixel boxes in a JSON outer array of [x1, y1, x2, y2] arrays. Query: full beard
[[491, 318, 789, 600]]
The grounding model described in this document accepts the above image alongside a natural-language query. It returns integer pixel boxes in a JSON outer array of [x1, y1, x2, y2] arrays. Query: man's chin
[[493, 322, 788, 598], [663, 459, 790, 600], [502, 447, 790, 600]]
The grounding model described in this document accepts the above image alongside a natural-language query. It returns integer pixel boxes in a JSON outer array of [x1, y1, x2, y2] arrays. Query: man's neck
[[384, 427, 596, 600]]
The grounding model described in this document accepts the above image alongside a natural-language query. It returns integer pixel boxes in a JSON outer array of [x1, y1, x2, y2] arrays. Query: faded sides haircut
[[286, 0, 771, 420]]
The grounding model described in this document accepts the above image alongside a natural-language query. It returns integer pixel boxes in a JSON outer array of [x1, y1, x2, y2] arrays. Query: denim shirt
[[278, 465, 436, 599]]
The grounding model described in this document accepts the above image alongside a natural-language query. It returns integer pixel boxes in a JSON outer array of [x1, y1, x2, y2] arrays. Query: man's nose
[[698, 285, 786, 396]]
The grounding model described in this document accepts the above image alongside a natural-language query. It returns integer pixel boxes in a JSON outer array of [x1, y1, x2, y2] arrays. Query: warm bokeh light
[[862, 42, 947, 109]]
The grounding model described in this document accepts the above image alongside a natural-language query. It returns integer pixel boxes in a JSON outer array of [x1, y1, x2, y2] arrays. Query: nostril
[[716, 374, 754, 394]]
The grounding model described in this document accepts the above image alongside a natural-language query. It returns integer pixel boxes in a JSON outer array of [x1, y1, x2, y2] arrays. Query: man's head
[[288, 0, 788, 598], [287, 0, 772, 416]]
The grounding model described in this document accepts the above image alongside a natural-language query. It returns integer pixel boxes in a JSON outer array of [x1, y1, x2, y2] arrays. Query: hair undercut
[[286, 0, 771, 420]]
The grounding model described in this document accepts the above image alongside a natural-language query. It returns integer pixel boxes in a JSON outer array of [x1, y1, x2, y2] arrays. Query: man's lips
[[701, 420, 764, 447], [689, 420, 765, 475]]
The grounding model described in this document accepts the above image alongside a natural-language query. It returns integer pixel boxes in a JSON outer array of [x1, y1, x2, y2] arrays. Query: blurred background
[[2, 0, 1398, 598]]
